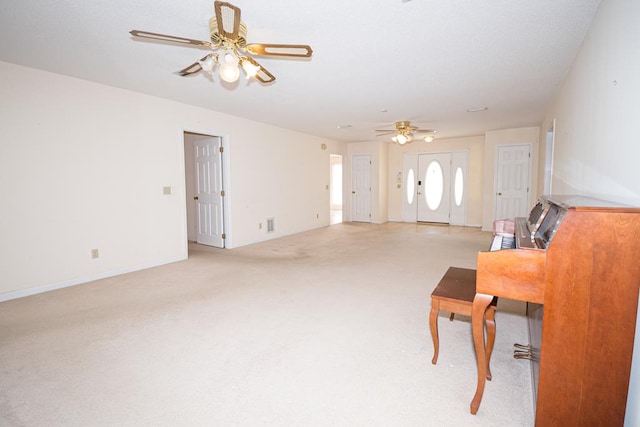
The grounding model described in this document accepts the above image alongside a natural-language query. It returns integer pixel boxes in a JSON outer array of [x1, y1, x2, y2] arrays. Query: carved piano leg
[[485, 305, 496, 381], [429, 299, 440, 364], [470, 293, 494, 415]]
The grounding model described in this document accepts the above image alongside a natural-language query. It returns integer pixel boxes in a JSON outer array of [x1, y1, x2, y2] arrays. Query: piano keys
[[470, 195, 640, 426], [489, 234, 515, 251]]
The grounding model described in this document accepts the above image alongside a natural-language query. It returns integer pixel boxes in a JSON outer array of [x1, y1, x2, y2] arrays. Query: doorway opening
[[330, 154, 343, 224], [543, 120, 555, 195]]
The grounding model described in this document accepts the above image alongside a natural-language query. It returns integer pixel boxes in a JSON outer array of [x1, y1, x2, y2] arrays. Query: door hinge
[[219, 147, 224, 153], [221, 190, 226, 196], [222, 233, 226, 239]]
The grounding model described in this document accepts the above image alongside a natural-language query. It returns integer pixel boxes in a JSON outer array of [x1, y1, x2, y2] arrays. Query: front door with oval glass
[[402, 152, 467, 225], [417, 153, 450, 223]]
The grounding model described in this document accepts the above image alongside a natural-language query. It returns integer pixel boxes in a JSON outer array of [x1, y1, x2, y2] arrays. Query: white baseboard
[[0, 255, 186, 303], [388, 219, 484, 228]]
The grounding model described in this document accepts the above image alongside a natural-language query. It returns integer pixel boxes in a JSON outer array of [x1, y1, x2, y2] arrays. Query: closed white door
[[194, 137, 225, 247], [351, 154, 371, 222], [417, 153, 450, 223], [495, 144, 531, 220]]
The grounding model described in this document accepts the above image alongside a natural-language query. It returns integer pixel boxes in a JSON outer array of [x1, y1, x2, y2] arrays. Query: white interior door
[[417, 153, 451, 223], [495, 144, 531, 220], [351, 154, 371, 222], [194, 137, 225, 247]]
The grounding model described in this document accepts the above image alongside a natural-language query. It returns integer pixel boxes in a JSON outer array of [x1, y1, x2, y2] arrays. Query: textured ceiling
[[0, 0, 601, 142]]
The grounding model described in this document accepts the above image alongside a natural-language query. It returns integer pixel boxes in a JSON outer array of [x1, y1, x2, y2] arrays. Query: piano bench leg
[[430, 300, 440, 364], [470, 293, 495, 415]]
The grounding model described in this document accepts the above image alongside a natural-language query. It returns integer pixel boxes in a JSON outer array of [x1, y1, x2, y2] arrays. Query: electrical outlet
[[91, 249, 99, 259], [163, 186, 171, 195]]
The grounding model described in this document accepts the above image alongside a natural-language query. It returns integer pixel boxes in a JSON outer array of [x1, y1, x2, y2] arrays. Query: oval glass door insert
[[425, 160, 444, 210]]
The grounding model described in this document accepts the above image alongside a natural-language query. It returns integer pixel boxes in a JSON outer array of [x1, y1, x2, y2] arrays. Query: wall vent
[[266, 218, 275, 233]]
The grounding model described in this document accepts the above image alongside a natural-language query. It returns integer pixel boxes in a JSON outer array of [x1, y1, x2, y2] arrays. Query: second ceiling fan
[[376, 121, 436, 145], [130, 1, 313, 84]]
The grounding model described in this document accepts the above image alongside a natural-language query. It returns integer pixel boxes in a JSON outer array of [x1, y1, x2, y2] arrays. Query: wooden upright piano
[[470, 195, 640, 426]]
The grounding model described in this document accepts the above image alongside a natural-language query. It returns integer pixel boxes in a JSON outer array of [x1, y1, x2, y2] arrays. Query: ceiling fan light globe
[[199, 56, 216, 73], [396, 134, 409, 145], [223, 52, 239, 65], [241, 60, 260, 78], [424, 135, 434, 143], [219, 63, 240, 82]]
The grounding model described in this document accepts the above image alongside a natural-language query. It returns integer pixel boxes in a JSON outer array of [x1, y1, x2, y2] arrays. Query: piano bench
[[430, 267, 498, 379]]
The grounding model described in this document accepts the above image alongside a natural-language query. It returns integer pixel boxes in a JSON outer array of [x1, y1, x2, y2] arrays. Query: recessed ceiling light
[[337, 124, 352, 129], [466, 107, 488, 112]]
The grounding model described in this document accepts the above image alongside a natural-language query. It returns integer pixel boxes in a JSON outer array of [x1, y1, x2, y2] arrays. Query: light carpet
[[0, 222, 534, 426]]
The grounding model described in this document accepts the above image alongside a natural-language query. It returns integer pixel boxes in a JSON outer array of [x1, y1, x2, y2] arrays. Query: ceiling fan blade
[[176, 54, 213, 76], [246, 44, 313, 58], [129, 30, 212, 47], [243, 56, 275, 83], [375, 130, 395, 136], [177, 61, 202, 76], [214, 1, 242, 41]]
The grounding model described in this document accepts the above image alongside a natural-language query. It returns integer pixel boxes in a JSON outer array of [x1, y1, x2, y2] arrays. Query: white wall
[[0, 61, 342, 300], [537, 0, 640, 424], [387, 136, 485, 226], [378, 142, 389, 223], [227, 123, 339, 246], [540, 0, 640, 205]]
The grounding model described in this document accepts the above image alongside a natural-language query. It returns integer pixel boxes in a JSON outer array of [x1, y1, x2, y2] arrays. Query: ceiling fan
[[376, 121, 436, 145], [129, 1, 313, 84]]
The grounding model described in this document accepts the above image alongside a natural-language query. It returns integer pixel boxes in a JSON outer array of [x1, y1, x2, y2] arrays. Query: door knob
[[352, 191, 356, 194], [193, 196, 199, 200], [497, 192, 502, 196]]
